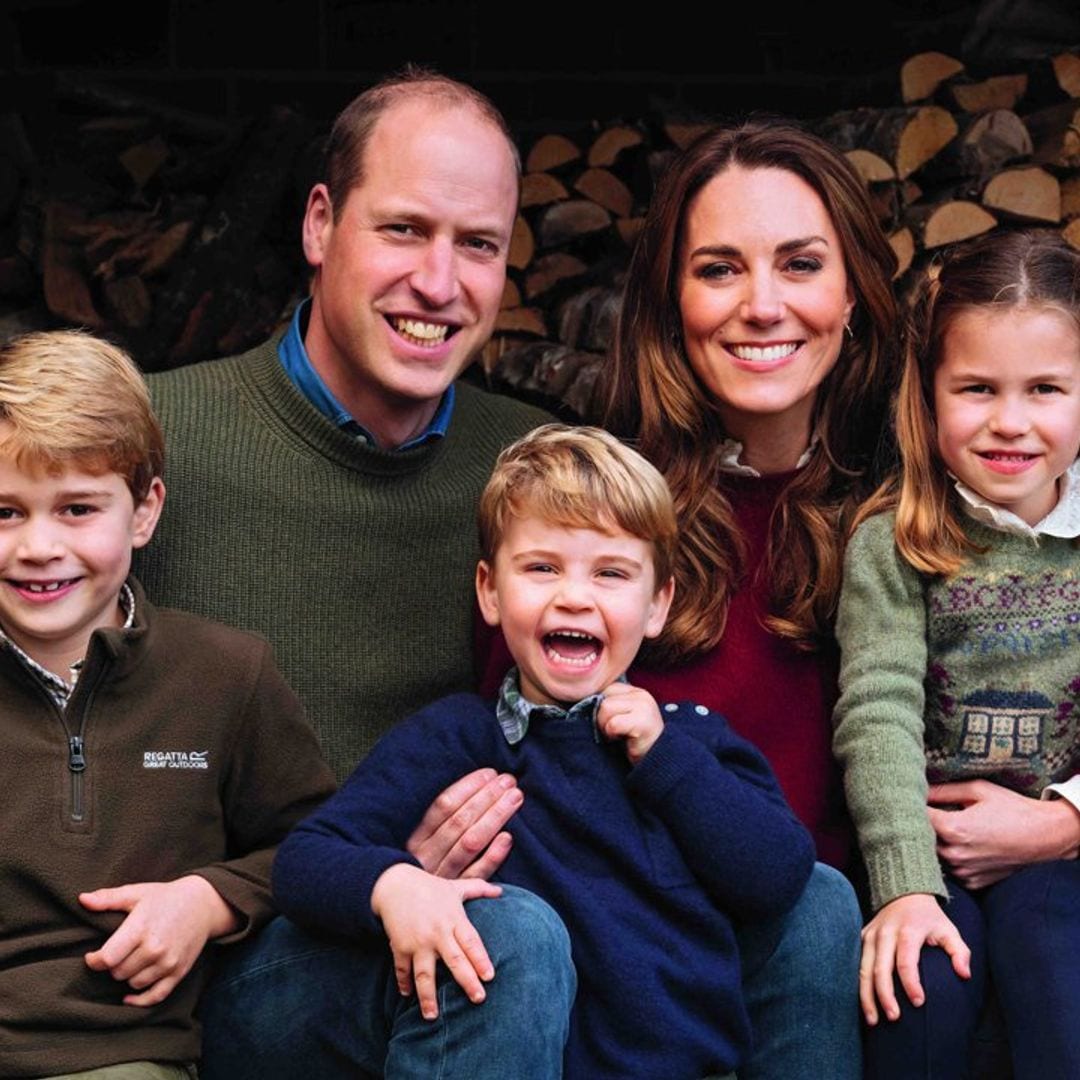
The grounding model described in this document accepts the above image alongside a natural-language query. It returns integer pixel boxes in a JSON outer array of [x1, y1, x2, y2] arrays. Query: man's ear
[[475, 560, 502, 628], [131, 477, 165, 550], [301, 183, 334, 270], [644, 575, 675, 639]]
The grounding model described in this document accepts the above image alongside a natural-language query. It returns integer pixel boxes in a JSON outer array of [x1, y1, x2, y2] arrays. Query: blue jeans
[[864, 861, 1080, 1080], [198, 884, 575, 1079], [737, 862, 862, 1080]]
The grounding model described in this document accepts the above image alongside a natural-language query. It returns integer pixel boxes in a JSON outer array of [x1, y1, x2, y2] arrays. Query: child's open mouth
[[543, 630, 601, 667]]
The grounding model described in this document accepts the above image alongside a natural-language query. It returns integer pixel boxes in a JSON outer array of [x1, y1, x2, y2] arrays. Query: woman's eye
[[786, 256, 823, 273], [698, 262, 735, 281]]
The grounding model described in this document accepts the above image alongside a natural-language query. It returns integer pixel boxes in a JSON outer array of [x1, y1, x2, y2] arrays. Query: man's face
[[302, 98, 519, 446]]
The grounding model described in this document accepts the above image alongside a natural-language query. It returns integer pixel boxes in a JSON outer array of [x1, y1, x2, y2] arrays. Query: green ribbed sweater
[[136, 336, 550, 778], [834, 510, 1080, 911]]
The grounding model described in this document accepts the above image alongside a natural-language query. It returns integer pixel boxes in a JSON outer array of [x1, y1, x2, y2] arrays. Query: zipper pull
[[68, 735, 86, 772]]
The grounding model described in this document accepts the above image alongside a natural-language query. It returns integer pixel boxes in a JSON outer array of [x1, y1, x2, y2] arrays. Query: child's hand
[[596, 682, 664, 764], [371, 863, 502, 1020], [80, 875, 239, 1007], [859, 893, 970, 1026]]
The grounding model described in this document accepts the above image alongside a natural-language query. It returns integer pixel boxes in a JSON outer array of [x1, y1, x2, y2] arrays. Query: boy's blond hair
[[0, 330, 164, 500], [478, 424, 677, 588]]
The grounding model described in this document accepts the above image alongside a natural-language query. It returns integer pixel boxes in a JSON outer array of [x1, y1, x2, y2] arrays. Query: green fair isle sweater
[[136, 336, 551, 778], [834, 510, 1080, 911]]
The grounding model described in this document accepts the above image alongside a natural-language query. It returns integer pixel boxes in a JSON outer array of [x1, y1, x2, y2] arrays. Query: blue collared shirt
[[277, 300, 455, 450], [495, 666, 612, 745]]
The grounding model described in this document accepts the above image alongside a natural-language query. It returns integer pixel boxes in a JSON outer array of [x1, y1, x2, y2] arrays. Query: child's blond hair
[[478, 424, 677, 588], [856, 230, 1080, 574], [0, 330, 164, 500]]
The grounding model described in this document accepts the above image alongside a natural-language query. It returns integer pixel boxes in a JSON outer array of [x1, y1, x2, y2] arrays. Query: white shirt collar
[[716, 435, 818, 478], [955, 460, 1080, 539]]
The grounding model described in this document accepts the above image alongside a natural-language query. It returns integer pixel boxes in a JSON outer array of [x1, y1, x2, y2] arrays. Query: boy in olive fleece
[[0, 331, 334, 1079]]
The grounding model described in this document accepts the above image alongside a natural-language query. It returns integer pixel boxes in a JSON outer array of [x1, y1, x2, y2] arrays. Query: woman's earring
[[844, 322, 853, 339]]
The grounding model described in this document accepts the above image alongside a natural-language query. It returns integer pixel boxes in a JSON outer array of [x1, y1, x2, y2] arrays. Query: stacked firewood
[[484, 50, 1080, 416], [1, 54, 1079, 408], [0, 79, 315, 371]]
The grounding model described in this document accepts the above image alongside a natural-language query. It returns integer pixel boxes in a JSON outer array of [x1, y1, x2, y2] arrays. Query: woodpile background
[[1, 49, 1079, 417]]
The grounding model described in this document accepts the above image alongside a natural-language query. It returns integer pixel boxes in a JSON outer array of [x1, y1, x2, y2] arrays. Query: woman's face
[[678, 165, 854, 455]]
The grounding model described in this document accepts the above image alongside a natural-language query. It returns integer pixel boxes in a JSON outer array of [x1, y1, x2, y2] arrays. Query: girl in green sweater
[[834, 230, 1080, 1080]]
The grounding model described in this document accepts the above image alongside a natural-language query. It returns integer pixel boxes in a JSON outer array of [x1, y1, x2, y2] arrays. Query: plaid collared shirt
[[0, 582, 136, 710], [495, 666, 615, 745]]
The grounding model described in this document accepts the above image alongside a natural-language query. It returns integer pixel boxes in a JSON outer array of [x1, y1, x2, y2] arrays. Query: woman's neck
[[718, 406, 814, 475]]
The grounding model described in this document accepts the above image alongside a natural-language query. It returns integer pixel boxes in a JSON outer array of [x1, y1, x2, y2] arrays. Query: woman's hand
[[859, 893, 970, 1026], [928, 780, 1080, 889]]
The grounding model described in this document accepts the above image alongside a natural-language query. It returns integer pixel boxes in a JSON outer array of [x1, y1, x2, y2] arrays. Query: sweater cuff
[[867, 842, 947, 912]]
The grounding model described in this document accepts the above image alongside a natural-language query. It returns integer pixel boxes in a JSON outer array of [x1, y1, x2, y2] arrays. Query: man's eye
[[463, 236, 498, 256]]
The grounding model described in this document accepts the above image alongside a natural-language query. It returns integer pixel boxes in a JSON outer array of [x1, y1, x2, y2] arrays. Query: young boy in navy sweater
[[0, 331, 335, 1078], [273, 424, 814, 1079]]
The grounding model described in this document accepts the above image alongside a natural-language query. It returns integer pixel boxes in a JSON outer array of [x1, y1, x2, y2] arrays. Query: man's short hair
[[325, 65, 521, 218], [0, 330, 164, 500], [478, 424, 677, 588]]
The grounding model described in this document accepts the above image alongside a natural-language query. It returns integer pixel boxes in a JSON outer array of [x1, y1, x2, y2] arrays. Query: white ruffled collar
[[716, 435, 818, 478], [955, 459, 1080, 539]]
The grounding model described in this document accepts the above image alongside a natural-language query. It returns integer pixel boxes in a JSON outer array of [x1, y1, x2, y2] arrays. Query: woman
[[600, 119, 900, 1079]]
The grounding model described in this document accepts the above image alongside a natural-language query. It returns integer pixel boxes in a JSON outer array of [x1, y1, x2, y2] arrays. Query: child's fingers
[[933, 922, 971, 981], [866, 924, 902, 1023], [894, 929, 926, 1010], [412, 950, 440, 1020], [84, 918, 142, 974], [392, 946, 415, 998], [858, 933, 881, 1025], [123, 973, 179, 1008]]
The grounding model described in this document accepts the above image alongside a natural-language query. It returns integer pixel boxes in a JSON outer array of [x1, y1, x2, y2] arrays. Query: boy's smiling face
[[0, 446, 163, 675], [476, 514, 674, 707]]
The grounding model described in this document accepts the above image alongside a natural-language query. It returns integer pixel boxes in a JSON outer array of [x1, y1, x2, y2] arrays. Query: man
[[137, 72, 550, 787]]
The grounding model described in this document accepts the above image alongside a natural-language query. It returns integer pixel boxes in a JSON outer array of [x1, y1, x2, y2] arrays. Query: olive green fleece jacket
[[0, 579, 335, 1076], [834, 510, 1080, 911], [137, 336, 551, 778]]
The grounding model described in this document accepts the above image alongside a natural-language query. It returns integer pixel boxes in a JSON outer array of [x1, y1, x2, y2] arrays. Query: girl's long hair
[[600, 118, 898, 663], [860, 229, 1080, 575]]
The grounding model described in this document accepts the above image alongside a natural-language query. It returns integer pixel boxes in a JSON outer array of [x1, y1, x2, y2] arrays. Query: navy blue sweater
[[273, 694, 814, 1078]]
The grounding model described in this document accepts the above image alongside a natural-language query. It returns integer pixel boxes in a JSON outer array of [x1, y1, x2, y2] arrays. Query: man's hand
[[81, 875, 239, 1006], [407, 768, 522, 880], [858, 893, 970, 1026], [371, 863, 502, 1020], [929, 780, 1080, 889], [596, 682, 664, 764]]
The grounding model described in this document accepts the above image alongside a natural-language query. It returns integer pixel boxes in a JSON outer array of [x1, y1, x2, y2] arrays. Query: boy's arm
[[80, 875, 240, 1007], [186, 639, 337, 937], [274, 697, 495, 939], [625, 701, 816, 920], [81, 639, 335, 1005]]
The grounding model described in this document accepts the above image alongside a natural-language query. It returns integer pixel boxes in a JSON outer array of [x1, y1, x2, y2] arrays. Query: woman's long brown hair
[[600, 118, 898, 663]]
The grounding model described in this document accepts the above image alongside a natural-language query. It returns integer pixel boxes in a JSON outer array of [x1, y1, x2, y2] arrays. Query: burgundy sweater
[[631, 473, 851, 869]]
